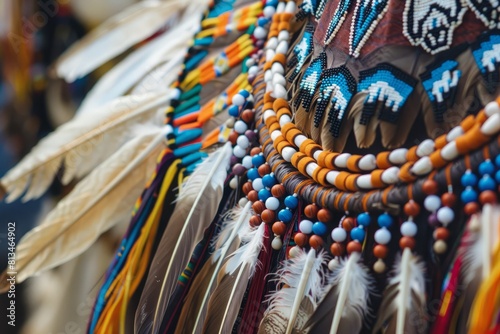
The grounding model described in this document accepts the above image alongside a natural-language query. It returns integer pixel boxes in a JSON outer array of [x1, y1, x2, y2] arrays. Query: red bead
[[342, 217, 355, 232], [271, 184, 286, 198], [261, 209, 275, 224], [249, 215, 261, 227], [228, 131, 238, 145], [464, 202, 480, 215], [242, 181, 253, 195], [399, 236, 416, 250], [403, 200, 420, 217], [347, 241, 362, 254], [250, 147, 261, 156], [272, 221, 286, 235], [258, 164, 271, 177], [309, 235, 323, 249], [423, 180, 439, 195], [304, 204, 319, 219], [247, 190, 259, 202], [330, 242, 345, 256], [373, 244, 389, 259], [241, 109, 255, 123], [252, 201, 265, 214], [479, 190, 497, 204], [294, 233, 308, 247], [441, 192, 456, 207], [433, 227, 450, 240], [317, 208, 332, 223]]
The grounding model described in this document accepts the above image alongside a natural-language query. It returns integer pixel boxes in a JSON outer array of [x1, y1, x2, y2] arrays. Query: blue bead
[[479, 175, 496, 191], [228, 105, 239, 117], [247, 168, 259, 181], [252, 154, 265, 167], [312, 222, 327, 235], [357, 213, 371, 227], [278, 209, 293, 223], [262, 174, 276, 188], [284, 195, 298, 209], [377, 213, 394, 228], [495, 155, 500, 168], [257, 17, 269, 27], [461, 172, 478, 187], [258, 189, 271, 201], [461, 188, 478, 204], [239, 89, 250, 98], [479, 160, 495, 176], [495, 170, 500, 184], [350, 227, 365, 242]]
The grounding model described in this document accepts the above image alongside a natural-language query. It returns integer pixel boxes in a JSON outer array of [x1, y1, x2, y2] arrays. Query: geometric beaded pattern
[[358, 63, 417, 125], [349, 0, 389, 58], [403, 0, 467, 55], [295, 52, 327, 111], [324, 0, 353, 45], [466, 0, 500, 29], [421, 59, 462, 123], [299, 0, 328, 20], [315, 66, 357, 138], [288, 24, 314, 83], [471, 30, 500, 94]]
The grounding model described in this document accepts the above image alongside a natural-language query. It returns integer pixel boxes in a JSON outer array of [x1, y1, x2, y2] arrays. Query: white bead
[[266, 49, 275, 62], [326, 171, 339, 185], [294, 135, 308, 148], [400, 221, 418, 237], [263, 6, 275, 18], [484, 101, 500, 116], [237, 135, 250, 149], [299, 219, 313, 234], [279, 114, 291, 127], [238, 197, 249, 206], [263, 109, 276, 121], [276, 41, 289, 54], [234, 120, 248, 134], [225, 117, 235, 128], [273, 84, 287, 99], [305, 162, 318, 177], [389, 148, 408, 164], [433, 240, 447, 254], [270, 130, 282, 141], [232, 94, 245, 107], [446, 126, 463, 142], [411, 156, 432, 175], [233, 145, 246, 158], [481, 113, 500, 136], [271, 62, 284, 75], [229, 177, 238, 189], [356, 175, 373, 189], [248, 65, 258, 76], [437, 206, 454, 225], [381, 167, 400, 184], [272, 237, 283, 250], [254, 26, 267, 40], [266, 37, 278, 50], [373, 259, 386, 273], [358, 154, 376, 171], [328, 258, 340, 271], [331, 227, 347, 242], [335, 153, 351, 168], [264, 69, 272, 83], [276, 1, 285, 13], [285, 1, 296, 13], [313, 150, 322, 160], [278, 30, 289, 42], [424, 195, 441, 212], [289, 246, 301, 258], [272, 74, 286, 87], [170, 88, 181, 99], [281, 146, 296, 162], [374, 228, 391, 245], [252, 178, 264, 191], [242, 156, 253, 169], [416, 139, 435, 157], [245, 58, 255, 68], [441, 142, 458, 161], [265, 197, 280, 210]]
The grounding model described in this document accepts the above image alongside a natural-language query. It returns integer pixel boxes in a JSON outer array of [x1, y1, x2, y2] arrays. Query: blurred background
[[0, 1, 141, 333]]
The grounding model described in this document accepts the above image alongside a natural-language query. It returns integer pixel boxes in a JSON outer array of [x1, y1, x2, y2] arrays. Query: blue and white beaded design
[[294, 52, 327, 111], [349, 0, 389, 58], [358, 63, 417, 125], [471, 31, 500, 93], [466, 0, 500, 29], [421, 59, 462, 123], [299, 0, 327, 20], [315, 66, 357, 137], [288, 24, 314, 83], [403, 0, 467, 55], [324, 0, 353, 45]]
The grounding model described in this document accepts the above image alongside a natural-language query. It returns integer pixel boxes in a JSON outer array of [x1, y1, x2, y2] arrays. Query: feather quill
[[54, 0, 186, 82], [373, 248, 427, 334], [202, 222, 267, 334], [1, 92, 169, 203], [135, 142, 233, 334], [0, 124, 170, 290]]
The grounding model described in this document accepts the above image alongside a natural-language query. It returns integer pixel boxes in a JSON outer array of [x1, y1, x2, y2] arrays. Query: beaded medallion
[[294, 52, 327, 111]]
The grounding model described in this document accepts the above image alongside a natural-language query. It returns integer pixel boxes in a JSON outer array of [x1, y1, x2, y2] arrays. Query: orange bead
[[347, 241, 362, 254], [242, 181, 253, 195], [272, 221, 286, 235], [423, 180, 438, 195], [250, 147, 261, 156], [258, 164, 271, 177], [304, 204, 319, 219], [464, 202, 480, 215], [228, 131, 238, 145], [373, 244, 388, 259], [330, 242, 345, 256], [441, 192, 456, 207], [294, 233, 308, 247], [479, 190, 497, 204], [241, 109, 254, 123], [317, 208, 332, 223], [403, 200, 420, 217], [271, 184, 286, 198], [248, 190, 259, 202], [252, 201, 265, 214], [342, 217, 355, 232], [261, 209, 276, 224], [433, 227, 450, 240], [249, 215, 261, 227], [309, 235, 323, 249], [399, 236, 416, 250]]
